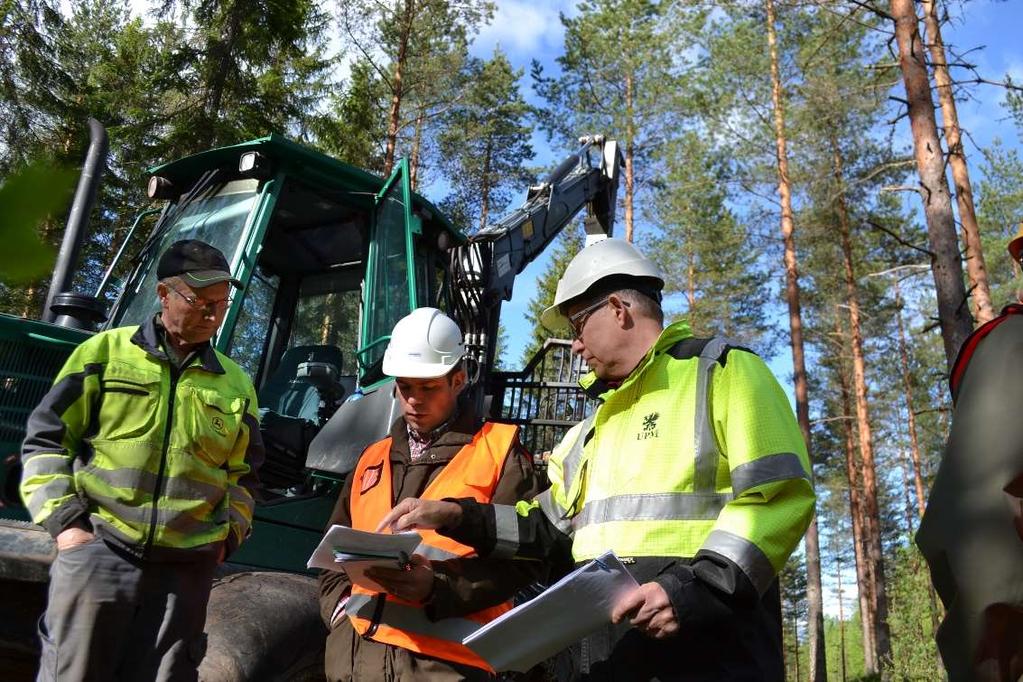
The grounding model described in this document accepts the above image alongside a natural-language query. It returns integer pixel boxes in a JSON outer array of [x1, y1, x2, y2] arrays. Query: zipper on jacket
[[144, 369, 179, 558]]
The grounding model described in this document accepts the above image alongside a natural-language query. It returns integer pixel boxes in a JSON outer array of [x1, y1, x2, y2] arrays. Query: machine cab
[[105, 135, 463, 493]]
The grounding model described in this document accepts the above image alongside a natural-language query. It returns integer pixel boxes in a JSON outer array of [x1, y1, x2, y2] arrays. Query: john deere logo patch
[[638, 412, 660, 440], [212, 416, 225, 432]]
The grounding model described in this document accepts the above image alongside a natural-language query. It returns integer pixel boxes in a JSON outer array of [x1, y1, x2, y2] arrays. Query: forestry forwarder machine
[[0, 119, 621, 680]]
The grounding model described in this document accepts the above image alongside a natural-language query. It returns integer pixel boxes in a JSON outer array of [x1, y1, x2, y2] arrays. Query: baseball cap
[[157, 240, 243, 289]]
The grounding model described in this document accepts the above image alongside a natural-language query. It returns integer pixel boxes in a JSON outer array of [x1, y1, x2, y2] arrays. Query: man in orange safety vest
[[318, 307, 543, 681]]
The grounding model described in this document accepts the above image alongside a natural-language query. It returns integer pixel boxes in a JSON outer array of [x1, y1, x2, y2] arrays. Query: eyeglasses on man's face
[[168, 285, 231, 314], [567, 297, 611, 338]]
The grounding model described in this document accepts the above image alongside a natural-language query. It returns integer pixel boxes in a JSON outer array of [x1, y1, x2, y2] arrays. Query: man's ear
[[156, 282, 169, 308], [451, 368, 468, 395], [608, 293, 631, 328]]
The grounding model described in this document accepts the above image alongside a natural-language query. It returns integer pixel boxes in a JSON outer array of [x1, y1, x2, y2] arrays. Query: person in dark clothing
[[318, 308, 543, 682], [917, 225, 1023, 682]]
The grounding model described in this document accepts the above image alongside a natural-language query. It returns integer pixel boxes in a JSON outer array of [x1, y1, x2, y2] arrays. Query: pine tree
[[437, 49, 533, 233], [336, 0, 493, 175], [532, 0, 687, 243], [160, 0, 330, 155], [645, 131, 772, 349], [310, 58, 388, 173]]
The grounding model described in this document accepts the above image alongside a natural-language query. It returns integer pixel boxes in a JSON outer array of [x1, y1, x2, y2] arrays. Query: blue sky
[[463, 0, 1023, 372]]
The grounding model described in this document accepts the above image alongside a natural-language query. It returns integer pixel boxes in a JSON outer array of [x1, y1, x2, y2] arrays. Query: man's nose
[[571, 338, 585, 355]]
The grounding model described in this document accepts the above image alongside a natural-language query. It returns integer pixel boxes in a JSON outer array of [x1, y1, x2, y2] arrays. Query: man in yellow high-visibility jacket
[[21, 240, 263, 682], [380, 238, 816, 681]]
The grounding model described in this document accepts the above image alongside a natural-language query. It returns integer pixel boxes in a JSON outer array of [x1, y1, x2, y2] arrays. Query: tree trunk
[[409, 107, 425, 190], [686, 242, 696, 310], [835, 337, 877, 674], [920, 0, 994, 325], [893, 278, 927, 516], [384, 0, 415, 176], [765, 2, 826, 679], [479, 143, 492, 232], [205, 3, 244, 147], [792, 608, 801, 682], [832, 139, 892, 667], [838, 561, 848, 682], [898, 448, 917, 536], [623, 71, 635, 243], [891, 0, 973, 369]]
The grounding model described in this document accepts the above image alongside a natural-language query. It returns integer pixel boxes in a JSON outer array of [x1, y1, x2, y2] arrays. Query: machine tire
[[199, 571, 326, 682]]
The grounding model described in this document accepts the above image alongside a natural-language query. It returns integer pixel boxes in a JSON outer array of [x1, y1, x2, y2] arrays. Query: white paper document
[[307, 525, 422, 591], [462, 550, 639, 672]]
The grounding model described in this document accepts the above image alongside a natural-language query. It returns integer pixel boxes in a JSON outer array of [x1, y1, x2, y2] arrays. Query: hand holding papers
[[307, 525, 422, 592], [462, 551, 639, 673]]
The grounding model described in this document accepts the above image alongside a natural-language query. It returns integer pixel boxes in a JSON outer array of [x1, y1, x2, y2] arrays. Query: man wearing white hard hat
[[379, 239, 816, 680], [317, 307, 543, 681]]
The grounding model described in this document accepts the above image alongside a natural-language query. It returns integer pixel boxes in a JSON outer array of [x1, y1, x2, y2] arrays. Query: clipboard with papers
[[462, 550, 639, 672], [307, 524, 422, 592]]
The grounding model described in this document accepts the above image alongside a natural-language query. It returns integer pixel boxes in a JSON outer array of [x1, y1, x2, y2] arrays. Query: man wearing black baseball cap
[[21, 238, 263, 681], [155, 239, 243, 362], [157, 238, 244, 289]]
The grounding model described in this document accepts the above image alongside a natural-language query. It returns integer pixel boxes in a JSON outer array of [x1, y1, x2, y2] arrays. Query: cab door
[[357, 159, 425, 387]]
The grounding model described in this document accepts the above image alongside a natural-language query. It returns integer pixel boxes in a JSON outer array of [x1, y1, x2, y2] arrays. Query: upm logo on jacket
[[638, 412, 660, 440]]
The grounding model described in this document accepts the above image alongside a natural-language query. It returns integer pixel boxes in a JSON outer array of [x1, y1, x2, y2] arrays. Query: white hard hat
[[382, 307, 466, 378], [540, 238, 664, 333]]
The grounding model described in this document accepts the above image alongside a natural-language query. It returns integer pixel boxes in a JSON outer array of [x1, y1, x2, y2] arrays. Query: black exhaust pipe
[[42, 118, 109, 327]]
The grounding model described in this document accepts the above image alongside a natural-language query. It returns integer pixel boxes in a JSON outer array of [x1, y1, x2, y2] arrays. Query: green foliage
[[976, 138, 1023, 308], [886, 546, 943, 680], [337, 0, 494, 176], [437, 49, 533, 233], [0, 159, 75, 283], [163, 0, 331, 152], [310, 59, 388, 173], [645, 130, 773, 349], [492, 321, 509, 371]]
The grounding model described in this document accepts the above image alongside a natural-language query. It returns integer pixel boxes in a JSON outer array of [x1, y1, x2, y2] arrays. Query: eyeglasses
[[567, 297, 611, 338], [168, 285, 231, 314]]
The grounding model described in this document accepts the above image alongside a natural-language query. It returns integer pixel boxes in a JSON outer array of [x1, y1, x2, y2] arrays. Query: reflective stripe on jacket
[[20, 316, 262, 560], [347, 422, 518, 672], [514, 321, 814, 595]]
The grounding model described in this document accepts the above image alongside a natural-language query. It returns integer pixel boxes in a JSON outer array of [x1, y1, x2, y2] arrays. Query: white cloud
[[472, 0, 575, 59]]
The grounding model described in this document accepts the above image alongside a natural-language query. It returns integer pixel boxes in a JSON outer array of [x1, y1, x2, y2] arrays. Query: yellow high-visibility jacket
[[20, 315, 263, 561], [440, 321, 816, 678], [518, 322, 815, 593]]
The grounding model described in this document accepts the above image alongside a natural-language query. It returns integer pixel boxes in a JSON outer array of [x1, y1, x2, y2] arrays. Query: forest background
[[3, 0, 1023, 679]]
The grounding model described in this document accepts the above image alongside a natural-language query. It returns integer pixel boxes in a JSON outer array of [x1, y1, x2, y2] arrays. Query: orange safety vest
[[347, 421, 519, 672]]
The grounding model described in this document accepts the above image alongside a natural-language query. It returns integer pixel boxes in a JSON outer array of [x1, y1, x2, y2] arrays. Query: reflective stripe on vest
[[347, 421, 518, 671]]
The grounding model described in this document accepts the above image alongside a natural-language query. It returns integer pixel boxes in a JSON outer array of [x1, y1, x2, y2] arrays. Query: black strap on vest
[[667, 336, 753, 365]]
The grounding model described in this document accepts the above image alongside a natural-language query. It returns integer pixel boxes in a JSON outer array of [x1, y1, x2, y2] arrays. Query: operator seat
[[257, 345, 346, 493], [258, 345, 346, 423]]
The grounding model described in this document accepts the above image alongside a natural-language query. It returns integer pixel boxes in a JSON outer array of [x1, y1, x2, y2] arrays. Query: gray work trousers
[[37, 536, 216, 682]]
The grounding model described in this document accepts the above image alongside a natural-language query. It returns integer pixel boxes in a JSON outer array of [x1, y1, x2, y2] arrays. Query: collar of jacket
[[130, 314, 226, 374], [580, 319, 694, 401], [386, 401, 482, 465]]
